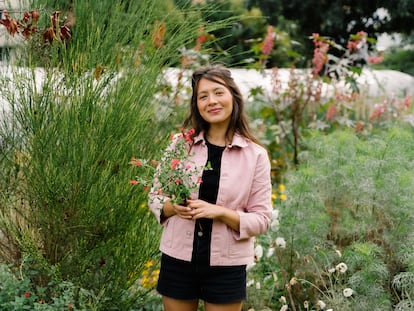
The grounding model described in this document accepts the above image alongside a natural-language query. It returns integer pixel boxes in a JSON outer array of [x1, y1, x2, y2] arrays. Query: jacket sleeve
[[237, 148, 272, 239]]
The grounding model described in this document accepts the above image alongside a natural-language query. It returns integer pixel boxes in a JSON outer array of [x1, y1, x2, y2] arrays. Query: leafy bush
[[247, 126, 414, 310], [0, 0, 232, 309]]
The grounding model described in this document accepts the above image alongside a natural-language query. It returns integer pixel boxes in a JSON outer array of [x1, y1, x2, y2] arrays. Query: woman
[[149, 65, 272, 311]]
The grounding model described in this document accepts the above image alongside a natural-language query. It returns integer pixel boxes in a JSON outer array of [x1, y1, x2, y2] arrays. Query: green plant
[[0, 261, 98, 310], [0, 0, 234, 309], [246, 127, 414, 310]]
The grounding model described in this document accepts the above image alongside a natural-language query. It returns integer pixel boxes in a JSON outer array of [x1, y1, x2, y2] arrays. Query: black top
[[191, 139, 225, 264]]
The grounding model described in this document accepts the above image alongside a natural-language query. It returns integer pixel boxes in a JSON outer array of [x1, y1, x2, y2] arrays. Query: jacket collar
[[193, 131, 249, 148]]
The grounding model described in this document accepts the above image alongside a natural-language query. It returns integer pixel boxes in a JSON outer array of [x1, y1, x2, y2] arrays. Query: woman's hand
[[186, 199, 240, 232], [162, 200, 192, 220], [173, 202, 193, 219]]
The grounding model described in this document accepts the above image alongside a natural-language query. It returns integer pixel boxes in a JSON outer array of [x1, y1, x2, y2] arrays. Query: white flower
[[266, 247, 275, 257], [335, 249, 342, 257], [275, 237, 287, 248], [303, 301, 309, 308], [328, 267, 336, 273], [316, 300, 326, 309], [327, 309, 333, 311], [280, 305, 288, 311], [254, 244, 263, 260], [335, 262, 348, 273], [289, 277, 298, 286], [255, 281, 261, 289], [270, 219, 280, 231], [246, 279, 254, 287], [272, 209, 280, 219], [279, 296, 287, 304], [246, 262, 256, 271], [343, 288, 354, 297]]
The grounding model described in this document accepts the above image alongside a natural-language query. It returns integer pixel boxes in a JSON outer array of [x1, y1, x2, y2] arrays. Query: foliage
[[0, 261, 96, 310], [0, 0, 234, 310], [247, 53, 413, 178], [247, 0, 414, 62], [247, 127, 414, 310]]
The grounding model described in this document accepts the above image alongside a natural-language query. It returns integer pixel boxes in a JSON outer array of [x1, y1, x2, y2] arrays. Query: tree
[[247, 0, 414, 63]]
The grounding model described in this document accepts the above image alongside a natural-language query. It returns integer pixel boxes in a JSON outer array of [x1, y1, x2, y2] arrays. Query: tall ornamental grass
[[0, 0, 232, 308]]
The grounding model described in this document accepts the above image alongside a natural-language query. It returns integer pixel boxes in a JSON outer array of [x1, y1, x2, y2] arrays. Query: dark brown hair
[[183, 65, 259, 144]]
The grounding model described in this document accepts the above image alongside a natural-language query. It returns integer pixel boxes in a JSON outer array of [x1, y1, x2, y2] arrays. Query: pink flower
[[261, 26, 275, 56], [367, 55, 384, 64], [129, 180, 138, 185], [312, 42, 329, 76]]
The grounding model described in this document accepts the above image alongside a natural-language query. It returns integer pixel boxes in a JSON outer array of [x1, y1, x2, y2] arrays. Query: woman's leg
[[162, 296, 199, 311], [204, 301, 243, 311]]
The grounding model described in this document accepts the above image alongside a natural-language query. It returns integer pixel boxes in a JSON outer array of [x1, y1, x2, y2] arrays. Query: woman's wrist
[[161, 200, 175, 218]]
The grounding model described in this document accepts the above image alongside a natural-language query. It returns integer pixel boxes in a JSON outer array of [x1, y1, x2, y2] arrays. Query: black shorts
[[157, 253, 247, 304]]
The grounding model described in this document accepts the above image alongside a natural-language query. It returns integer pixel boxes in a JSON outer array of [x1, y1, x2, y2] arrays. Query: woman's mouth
[[208, 108, 221, 113]]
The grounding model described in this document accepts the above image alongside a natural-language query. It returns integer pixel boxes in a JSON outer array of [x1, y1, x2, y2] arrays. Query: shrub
[[247, 126, 414, 310], [0, 0, 232, 309]]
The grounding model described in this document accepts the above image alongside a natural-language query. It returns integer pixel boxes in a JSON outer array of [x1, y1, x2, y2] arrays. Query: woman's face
[[196, 77, 233, 128]]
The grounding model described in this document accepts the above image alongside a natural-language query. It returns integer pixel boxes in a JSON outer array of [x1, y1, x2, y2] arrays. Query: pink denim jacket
[[148, 132, 272, 266]]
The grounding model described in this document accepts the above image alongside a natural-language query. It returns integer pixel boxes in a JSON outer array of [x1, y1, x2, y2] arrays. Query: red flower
[[68, 304, 73, 310], [171, 159, 180, 169], [326, 105, 338, 121], [129, 157, 142, 167], [0, 13, 19, 36], [31, 10, 40, 23], [24, 292, 30, 298], [403, 95, 412, 108], [43, 27, 55, 44], [129, 180, 138, 185], [354, 121, 364, 132], [60, 25, 72, 40], [369, 105, 386, 121], [183, 128, 195, 143], [175, 179, 182, 184]]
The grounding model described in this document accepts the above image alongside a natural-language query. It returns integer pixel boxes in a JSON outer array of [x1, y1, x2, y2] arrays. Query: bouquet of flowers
[[129, 129, 203, 204]]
